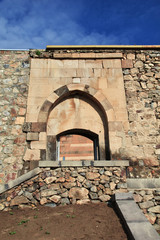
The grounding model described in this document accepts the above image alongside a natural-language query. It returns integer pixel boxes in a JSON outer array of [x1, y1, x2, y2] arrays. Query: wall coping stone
[[39, 160, 129, 167], [0, 168, 42, 194], [46, 45, 160, 50], [114, 192, 160, 240], [127, 178, 160, 190]]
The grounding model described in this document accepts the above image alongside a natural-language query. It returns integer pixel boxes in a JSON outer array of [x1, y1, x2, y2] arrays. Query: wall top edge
[[46, 45, 160, 50]]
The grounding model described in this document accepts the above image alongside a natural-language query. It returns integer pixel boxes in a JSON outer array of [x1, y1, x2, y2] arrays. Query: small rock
[[86, 172, 100, 180], [89, 192, 98, 200], [110, 182, 116, 190], [133, 194, 143, 203], [45, 177, 57, 184], [61, 191, 69, 198], [41, 190, 57, 197], [90, 186, 97, 193], [56, 177, 65, 183], [10, 196, 29, 206], [40, 198, 48, 205], [139, 201, 154, 209], [77, 175, 85, 182], [99, 195, 111, 202], [148, 206, 160, 213], [60, 198, 70, 205], [77, 199, 90, 205], [69, 187, 89, 200], [145, 213, 156, 224], [0, 204, 5, 211], [49, 195, 61, 203]]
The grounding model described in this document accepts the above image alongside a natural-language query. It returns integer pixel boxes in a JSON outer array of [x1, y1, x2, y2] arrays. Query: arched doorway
[[46, 89, 110, 160]]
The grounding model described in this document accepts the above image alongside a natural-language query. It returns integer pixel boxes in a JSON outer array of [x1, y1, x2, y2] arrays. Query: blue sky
[[0, 0, 160, 49]]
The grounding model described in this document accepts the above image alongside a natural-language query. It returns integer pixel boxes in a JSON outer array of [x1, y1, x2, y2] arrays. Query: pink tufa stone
[[69, 187, 89, 200]]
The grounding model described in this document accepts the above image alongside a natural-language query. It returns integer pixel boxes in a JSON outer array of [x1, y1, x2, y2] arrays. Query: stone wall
[[0, 50, 30, 184], [0, 166, 127, 210], [133, 190, 160, 232], [0, 47, 160, 182], [122, 50, 160, 177]]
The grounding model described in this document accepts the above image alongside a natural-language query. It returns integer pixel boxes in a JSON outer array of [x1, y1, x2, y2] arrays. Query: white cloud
[[0, 0, 132, 49]]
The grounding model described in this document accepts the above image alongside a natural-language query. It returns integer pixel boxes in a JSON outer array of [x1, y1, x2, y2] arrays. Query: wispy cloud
[[0, 0, 159, 49]]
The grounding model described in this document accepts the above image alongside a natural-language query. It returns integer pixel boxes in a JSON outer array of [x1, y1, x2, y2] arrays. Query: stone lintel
[[0, 168, 42, 194], [53, 52, 123, 59], [39, 160, 129, 168]]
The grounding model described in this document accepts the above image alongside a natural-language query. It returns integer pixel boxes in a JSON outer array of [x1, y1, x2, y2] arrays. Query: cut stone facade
[[0, 46, 160, 183]]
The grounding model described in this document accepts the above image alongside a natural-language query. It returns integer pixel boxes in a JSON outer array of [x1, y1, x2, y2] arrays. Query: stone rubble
[[0, 166, 127, 210], [133, 189, 160, 231]]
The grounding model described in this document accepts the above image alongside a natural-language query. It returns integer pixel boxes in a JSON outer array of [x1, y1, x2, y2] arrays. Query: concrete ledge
[[39, 160, 129, 167], [0, 168, 42, 195], [114, 192, 160, 240], [127, 178, 160, 189]]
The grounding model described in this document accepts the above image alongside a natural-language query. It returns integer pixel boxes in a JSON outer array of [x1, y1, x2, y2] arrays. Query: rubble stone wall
[[0, 50, 30, 184], [122, 50, 160, 178], [0, 166, 127, 211], [133, 189, 160, 232]]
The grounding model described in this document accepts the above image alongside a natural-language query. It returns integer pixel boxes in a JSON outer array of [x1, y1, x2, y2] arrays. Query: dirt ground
[[0, 202, 128, 240]]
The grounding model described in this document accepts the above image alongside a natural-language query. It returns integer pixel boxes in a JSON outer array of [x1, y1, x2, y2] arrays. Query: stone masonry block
[[27, 132, 39, 141], [40, 100, 52, 113], [22, 122, 32, 132], [121, 59, 133, 68], [31, 141, 46, 150], [54, 85, 69, 97], [23, 149, 40, 161], [31, 122, 46, 132]]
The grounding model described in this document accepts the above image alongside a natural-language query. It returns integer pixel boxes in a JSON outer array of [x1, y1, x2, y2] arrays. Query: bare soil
[[0, 203, 128, 240]]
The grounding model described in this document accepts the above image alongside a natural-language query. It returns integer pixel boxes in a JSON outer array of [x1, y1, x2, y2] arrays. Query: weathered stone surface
[[23, 149, 40, 161], [145, 213, 156, 225], [139, 201, 154, 209], [0, 204, 5, 210], [99, 194, 111, 202], [10, 196, 29, 206], [41, 189, 57, 197], [69, 187, 89, 200], [49, 195, 61, 203], [86, 172, 100, 180], [27, 132, 39, 141], [77, 199, 90, 204], [44, 177, 57, 184], [148, 206, 160, 213]]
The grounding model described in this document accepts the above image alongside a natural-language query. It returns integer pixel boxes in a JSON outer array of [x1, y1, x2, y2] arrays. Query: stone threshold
[[39, 160, 129, 167], [114, 192, 160, 240], [0, 168, 42, 195], [127, 178, 160, 190]]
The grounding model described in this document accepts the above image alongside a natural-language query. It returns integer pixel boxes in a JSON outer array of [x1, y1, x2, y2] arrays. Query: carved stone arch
[[38, 84, 115, 123]]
